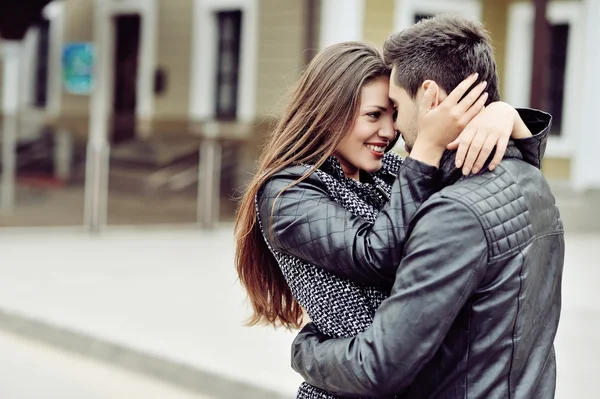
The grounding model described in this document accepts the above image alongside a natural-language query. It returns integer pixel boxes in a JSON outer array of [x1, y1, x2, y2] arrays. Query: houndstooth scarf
[[257, 153, 403, 399]]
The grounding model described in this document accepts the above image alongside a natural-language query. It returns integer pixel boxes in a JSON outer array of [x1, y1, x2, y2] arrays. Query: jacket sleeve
[[291, 197, 488, 397], [513, 108, 552, 169], [257, 158, 440, 287]]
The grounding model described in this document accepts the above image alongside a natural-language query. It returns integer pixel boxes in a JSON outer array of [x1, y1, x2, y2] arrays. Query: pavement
[[0, 329, 216, 399], [0, 215, 597, 398], [0, 226, 300, 399]]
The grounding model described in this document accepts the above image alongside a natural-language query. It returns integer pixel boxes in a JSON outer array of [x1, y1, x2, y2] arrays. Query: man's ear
[[422, 80, 440, 107]]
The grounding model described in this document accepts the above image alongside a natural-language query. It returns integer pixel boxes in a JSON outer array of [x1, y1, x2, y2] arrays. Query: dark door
[[112, 14, 141, 144], [34, 18, 50, 108], [546, 23, 569, 136], [215, 11, 242, 120]]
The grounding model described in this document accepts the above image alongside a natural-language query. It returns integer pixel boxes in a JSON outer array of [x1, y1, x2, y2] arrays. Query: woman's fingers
[[445, 72, 479, 104], [462, 92, 489, 125], [471, 134, 499, 174], [454, 128, 477, 169], [461, 129, 488, 175], [457, 81, 487, 114], [447, 137, 460, 151], [489, 135, 509, 171]]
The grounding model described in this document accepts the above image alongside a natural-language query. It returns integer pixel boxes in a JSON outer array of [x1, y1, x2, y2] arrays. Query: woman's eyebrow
[[364, 105, 388, 112]]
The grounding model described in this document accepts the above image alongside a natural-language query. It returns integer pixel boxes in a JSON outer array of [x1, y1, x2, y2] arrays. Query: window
[[414, 13, 434, 24], [504, 1, 581, 157], [34, 18, 50, 108], [215, 10, 242, 120], [546, 23, 569, 136]]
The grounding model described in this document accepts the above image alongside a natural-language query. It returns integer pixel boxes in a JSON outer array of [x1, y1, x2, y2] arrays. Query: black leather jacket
[[284, 109, 563, 398]]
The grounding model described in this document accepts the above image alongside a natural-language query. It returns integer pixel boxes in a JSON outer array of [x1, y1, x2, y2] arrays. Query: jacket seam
[[465, 301, 473, 399], [317, 350, 332, 393], [442, 185, 563, 262], [536, 136, 543, 169], [500, 162, 529, 398], [506, 247, 526, 399], [438, 194, 494, 263], [440, 184, 558, 398], [435, 197, 489, 338], [435, 197, 486, 399], [489, 230, 564, 262]]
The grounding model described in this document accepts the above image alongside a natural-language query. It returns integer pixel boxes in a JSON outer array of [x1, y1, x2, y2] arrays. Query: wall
[[255, 0, 306, 118], [363, 0, 394, 50], [482, 0, 510, 95], [153, 0, 193, 122]]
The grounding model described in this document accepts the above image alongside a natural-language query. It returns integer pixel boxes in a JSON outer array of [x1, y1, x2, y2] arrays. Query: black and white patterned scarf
[[257, 153, 402, 399]]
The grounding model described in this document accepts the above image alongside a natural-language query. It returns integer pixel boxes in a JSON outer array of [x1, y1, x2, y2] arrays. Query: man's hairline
[[388, 67, 427, 103]]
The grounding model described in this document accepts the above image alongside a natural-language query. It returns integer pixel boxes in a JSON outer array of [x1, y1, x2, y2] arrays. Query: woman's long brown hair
[[235, 42, 389, 329]]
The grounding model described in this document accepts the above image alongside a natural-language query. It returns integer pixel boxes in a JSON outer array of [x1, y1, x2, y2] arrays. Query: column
[[84, 2, 111, 232], [319, 0, 365, 49], [44, 0, 66, 118], [1, 41, 23, 213], [572, 0, 600, 191]]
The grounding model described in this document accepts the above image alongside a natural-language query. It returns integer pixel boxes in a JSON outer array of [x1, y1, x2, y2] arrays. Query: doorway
[[33, 18, 51, 108], [215, 10, 242, 120], [112, 14, 141, 144]]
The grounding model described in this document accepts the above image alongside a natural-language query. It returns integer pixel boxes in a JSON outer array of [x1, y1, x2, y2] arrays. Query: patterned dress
[[257, 153, 402, 399]]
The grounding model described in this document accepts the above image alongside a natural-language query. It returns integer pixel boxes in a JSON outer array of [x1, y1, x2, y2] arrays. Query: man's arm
[[291, 197, 488, 397]]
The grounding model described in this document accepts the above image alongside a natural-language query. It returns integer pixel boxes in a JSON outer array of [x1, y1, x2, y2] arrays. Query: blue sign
[[62, 42, 94, 95]]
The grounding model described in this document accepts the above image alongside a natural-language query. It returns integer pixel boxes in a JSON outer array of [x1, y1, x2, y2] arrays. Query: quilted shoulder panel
[[437, 166, 533, 260]]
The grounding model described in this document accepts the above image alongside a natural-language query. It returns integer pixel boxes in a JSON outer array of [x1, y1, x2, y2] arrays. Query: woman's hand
[[411, 73, 488, 167], [447, 101, 533, 175]]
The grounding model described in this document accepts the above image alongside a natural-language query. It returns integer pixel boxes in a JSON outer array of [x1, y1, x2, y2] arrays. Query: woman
[[235, 42, 546, 398]]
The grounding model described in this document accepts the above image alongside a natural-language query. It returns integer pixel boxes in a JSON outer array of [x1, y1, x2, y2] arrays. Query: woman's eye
[[368, 112, 380, 119]]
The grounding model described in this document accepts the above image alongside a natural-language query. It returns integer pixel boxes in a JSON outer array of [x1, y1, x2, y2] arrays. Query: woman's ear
[[422, 80, 440, 107]]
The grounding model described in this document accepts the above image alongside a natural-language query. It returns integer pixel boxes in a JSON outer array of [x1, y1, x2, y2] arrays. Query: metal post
[[197, 122, 221, 229], [1, 41, 23, 214]]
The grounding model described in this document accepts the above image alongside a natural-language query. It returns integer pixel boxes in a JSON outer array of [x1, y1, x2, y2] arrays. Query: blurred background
[[0, 0, 597, 398]]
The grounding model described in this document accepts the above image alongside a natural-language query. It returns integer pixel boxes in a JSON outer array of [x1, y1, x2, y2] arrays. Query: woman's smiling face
[[335, 76, 397, 180]]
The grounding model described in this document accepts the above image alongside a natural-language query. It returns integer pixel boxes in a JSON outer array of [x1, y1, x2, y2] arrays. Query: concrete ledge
[[0, 307, 293, 399]]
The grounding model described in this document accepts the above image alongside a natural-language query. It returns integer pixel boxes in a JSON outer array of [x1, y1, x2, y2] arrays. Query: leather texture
[[287, 110, 564, 399], [259, 157, 441, 288]]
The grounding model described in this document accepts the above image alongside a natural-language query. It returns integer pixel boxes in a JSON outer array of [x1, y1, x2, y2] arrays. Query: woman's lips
[[365, 144, 385, 158]]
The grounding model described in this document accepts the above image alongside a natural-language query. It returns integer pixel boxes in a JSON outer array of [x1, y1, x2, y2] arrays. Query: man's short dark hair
[[383, 14, 500, 104]]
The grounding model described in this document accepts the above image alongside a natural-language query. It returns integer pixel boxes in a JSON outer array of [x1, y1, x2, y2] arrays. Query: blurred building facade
[[0, 0, 597, 228], [320, 0, 598, 188]]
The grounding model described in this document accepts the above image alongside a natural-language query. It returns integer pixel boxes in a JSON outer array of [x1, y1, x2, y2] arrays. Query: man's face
[[389, 69, 419, 153]]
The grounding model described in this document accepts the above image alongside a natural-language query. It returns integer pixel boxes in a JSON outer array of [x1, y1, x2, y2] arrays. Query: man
[[291, 15, 564, 398]]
